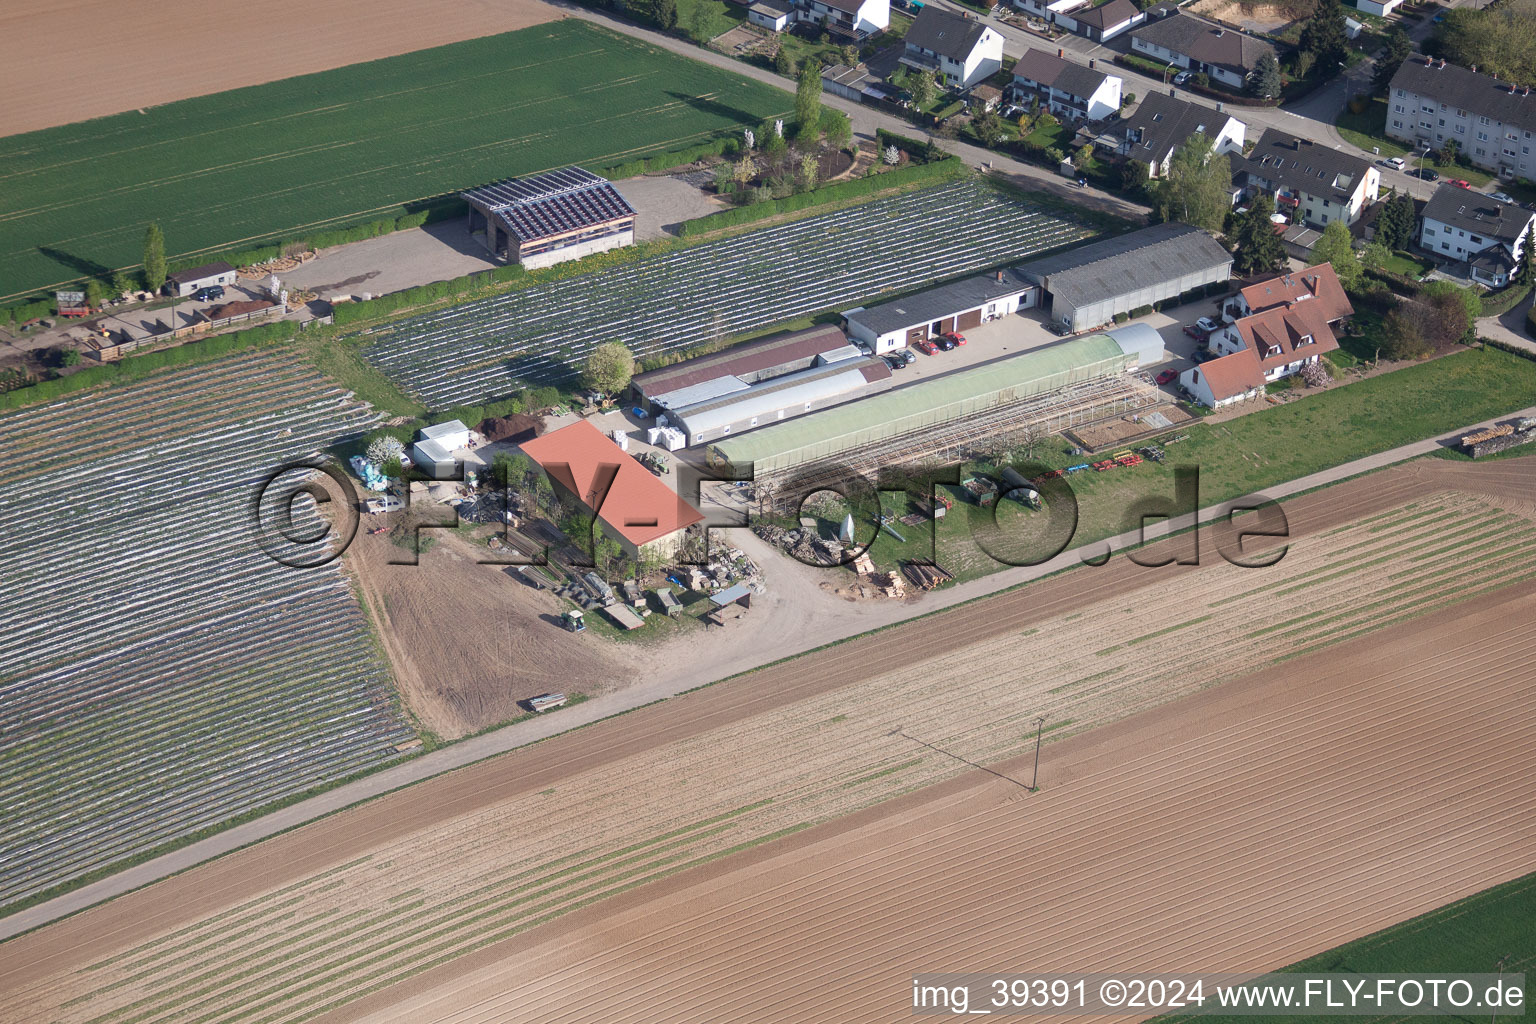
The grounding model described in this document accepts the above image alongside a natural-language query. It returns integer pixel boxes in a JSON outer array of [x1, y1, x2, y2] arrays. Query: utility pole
[[1030, 715, 1046, 791], [1491, 953, 1510, 1024]]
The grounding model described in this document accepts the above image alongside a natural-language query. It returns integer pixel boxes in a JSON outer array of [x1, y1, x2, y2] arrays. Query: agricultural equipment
[[561, 610, 586, 633], [961, 476, 998, 506], [1140, 445, 1165, 462]]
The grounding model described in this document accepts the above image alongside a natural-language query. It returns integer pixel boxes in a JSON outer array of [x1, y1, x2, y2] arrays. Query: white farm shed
[[843, 268, 1038, 353], [164, 261, 238, 298], [410, 420, 471, 480]]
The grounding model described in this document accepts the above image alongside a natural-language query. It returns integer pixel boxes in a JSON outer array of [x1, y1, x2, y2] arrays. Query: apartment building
[[1386, 54, 1536, 180]]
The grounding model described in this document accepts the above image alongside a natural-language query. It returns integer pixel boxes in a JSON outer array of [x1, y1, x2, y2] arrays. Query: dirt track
[[0, 460, 1531, 1023], [346, 583, 1536, 1023], [0, 0, 559, 137]]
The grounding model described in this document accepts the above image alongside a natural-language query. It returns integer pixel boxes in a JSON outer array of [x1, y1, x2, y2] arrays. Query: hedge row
[[1528, 304, 1536, 340], [677, 158, 967, 237], [0, 320, 299, 412], [875, 128, 943, 164], [1478, 282, 1532, 318], [597, 136, 741, 181]]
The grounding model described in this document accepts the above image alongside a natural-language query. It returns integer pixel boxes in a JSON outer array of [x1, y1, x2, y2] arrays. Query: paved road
[[5, 399, 1533, 944]]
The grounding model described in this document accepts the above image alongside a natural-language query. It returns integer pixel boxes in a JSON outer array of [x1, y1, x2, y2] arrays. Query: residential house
[[1012, 0, 1144, 42], [1419, 184, 1536, 288], [1183, 263, 1352, 407], [1385, 54, 1536, 181], [1130, 11, 1277, 91], [1240, 129, 1381, 229], [744, 0, 889, 38], [1118, 89, 1247, 177], [902, 6, 1004, 90], [1354, 0, 1402, 16], [1008, 48, 1123, 122]]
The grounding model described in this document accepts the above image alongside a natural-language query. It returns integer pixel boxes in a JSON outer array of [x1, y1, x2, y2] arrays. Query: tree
[[1298, 0, 1348, 73], [687, 3, 709, 42], [1310, 221, 1362, 292], [142, 223, 167, 293], [1516, 222, 1536, 290], [582, 342, 637, 397], [56, 345, 81, 368], [882, 144, 901, 165], [1120, 159, 1150, 193], [733, 154, 757, 187], [795, 62, 822, 139], [1419, 280, 1481, 344], [84, 279, 105, 309], [774, 47, 796, 77], [1435, 0, 1536, 86], [1232, 192, 1286, 275], [1150, 133, 1232, 233], [366, 435, 407, 468], [1359, 240, 1391, 273], [110, 270, 135, 296], [909, 69, 936, 108], [1293, 50, 1316, 80], [1250, 51, 1282, 99], [823, 110, 852, 149], [654, 0, 678, 31], [1073, 142, 1094, 171], [1381, 302, 1435, 359], [1374, 191, 1416, 251], [1372, 27, 1413, 96], [798, 151, 819, 190]]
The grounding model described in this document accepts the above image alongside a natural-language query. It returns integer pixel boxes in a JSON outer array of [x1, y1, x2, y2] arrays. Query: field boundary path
[[1, 403, 1531, 943]]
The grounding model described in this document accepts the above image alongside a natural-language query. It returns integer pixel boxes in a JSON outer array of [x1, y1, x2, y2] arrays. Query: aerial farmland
[[1, 3, 1534, 1021]]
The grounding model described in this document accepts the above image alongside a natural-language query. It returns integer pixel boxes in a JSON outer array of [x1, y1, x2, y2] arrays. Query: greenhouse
[[708, 334, 1132, 476]]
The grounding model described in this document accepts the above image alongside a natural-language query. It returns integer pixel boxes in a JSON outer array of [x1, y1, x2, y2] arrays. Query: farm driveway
[[280, 222, 499, 302], [0, 408, 1531, 942]]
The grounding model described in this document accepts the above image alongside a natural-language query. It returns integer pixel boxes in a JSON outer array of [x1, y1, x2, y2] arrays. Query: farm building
[[1019, 223, 1232, 333], [164, 261, 237, 298], [842, 268, 1038, 353], [462, 167, 636, 270], [633, 324, 857, 410], [521, 420, 704, 560], [708, 329, 1162, 494], [410, 419, 471, 479], [663, 356, 890, 447]]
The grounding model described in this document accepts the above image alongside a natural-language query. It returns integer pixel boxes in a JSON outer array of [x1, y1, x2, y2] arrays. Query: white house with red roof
[[520, 420, 704, 561], [1180, 263, 1353, 408]]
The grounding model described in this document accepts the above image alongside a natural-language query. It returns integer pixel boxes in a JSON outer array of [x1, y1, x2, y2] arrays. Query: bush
[[1112, 311, 1129, 324], [1478, 282, 1532, 318], [1528, 304, 1536, 340], [1205, 281, 1228, 297], [1130, 304, 1154, 319]]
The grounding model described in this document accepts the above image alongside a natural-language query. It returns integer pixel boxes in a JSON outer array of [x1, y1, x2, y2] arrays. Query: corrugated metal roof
[[710, 335, 1128, 474], [846, 268, 1036, 337], [419, 420, 468, 443], [671, 360, 888, 439], [1020, 224, 1230, 311], [634, 325, 850, 398], [651, 375, 752, 410]]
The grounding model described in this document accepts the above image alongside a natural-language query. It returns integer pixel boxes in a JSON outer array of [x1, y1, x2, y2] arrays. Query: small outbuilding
[[843, 268, 1038, 353], [164, 262, 238, 298], [410, 420, 471, 480]]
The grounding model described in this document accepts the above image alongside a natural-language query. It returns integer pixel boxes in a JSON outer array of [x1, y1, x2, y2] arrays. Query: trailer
[[516, 564, 557, 590], [603, 603, 646, 630], [654, 589, 683, 617], [526, 692, 568, 712], [961, 476, 998, 506]]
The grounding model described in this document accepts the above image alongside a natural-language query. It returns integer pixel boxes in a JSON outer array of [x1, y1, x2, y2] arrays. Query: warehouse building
[[632, 325, 856, 410], [1019, 223, 1232, 333], [843, 268, 1038, 353], [164, 261, 238, 298], [708, 328, 1156, 480], [521, 420, 703, 561], [462, 167, 636, 270], [662, 356, 890, 447]]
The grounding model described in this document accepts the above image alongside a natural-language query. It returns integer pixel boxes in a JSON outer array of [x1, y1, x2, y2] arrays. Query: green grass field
[[1162, 871, 1536, 1024], [0, 20, 791, 302]]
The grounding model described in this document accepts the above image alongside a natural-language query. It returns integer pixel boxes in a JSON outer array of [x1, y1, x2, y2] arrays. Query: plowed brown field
[[0, 459, 1530, 1024], [0, 0, 559, 137]]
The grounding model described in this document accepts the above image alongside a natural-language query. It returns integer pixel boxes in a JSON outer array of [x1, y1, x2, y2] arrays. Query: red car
[[941, 331, 967, 346], [913, 338, 938, 355], [1449, 178, 1471, 189], [1155, 369, 1179, 385]]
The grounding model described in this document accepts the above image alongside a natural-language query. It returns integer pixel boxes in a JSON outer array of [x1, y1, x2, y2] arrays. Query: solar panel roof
[[461, 166, 636, 244]]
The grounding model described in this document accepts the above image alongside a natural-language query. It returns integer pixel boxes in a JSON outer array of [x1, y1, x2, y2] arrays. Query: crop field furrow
[[18, 481, 1533, 1024], [359, 180, 1095, 404], [0, 351, 414, 908]]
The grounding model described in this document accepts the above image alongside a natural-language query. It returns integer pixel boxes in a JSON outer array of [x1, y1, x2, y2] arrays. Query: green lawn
[[1334, 98, 1411, 159], [1160, 871, 1536, 1024], [831, 346, 1536, 575], [0, 20, 792, 302], [676, 0, 747, 42], [1378, 251, 1433, 278]]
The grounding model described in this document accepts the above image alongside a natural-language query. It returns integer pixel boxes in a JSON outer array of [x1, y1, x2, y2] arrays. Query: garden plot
[[0, 350, 414, 910], [362, 180, 1094, 407], [17, 472, 1534, 1024]]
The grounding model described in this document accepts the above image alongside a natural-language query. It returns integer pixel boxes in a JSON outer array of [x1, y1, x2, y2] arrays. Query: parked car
[[1449, 178, 1471, 189], [913, 338, 938, 355], [883, 354, 907, 370], [193, 285, 225, 301], [363, 495, 404, 514], [940, 331, 966, 346], [1192, 348, 1217, 363], [1173, 71, 1192, 85], [1383, 156, 1407, 171], [1155, 369, 1179, 385], [1195, 316, 1220, 335], [1489, 191, 1516, 204], [1414, 168, 1440, 181], [934, 334, 957, 351], [898, 349, 916, 365]]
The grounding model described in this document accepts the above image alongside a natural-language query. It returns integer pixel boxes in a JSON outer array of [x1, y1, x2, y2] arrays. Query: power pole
[[1491, 953, 1510, 1024], [1030, 715, 1046, 791]]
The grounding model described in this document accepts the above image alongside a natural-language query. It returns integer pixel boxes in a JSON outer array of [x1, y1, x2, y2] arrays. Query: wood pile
[[850, 552, 876, 576], [900, 560, 953, 590], [1462, 423, 1514, 446], [238, 251, 315, 279], [874, 571, 905, 599]]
